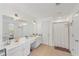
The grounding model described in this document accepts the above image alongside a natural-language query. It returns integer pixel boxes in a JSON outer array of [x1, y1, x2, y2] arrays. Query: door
[[71, 16, 79, 56], [53, 22, 69, 49]]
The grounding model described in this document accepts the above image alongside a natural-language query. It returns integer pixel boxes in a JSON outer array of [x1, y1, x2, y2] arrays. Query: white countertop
[[4, 36, 40, 50], [28, 36, 40, 44], [4, 37, 29, 50]]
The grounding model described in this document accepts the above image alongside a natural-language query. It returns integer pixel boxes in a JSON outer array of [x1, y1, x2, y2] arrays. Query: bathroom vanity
[[4, 37, 30, 56], [2, 36, 41, 56], [28, 36, 41, 49]]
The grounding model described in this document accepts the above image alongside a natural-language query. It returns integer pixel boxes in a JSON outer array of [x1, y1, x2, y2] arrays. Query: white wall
[[38, 17, 54, 46], [22, 22, 35, 36], [0, 16, 2, 49]]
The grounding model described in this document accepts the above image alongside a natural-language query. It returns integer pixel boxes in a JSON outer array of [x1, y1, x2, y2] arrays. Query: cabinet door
[[53, 23, 69, 49], [31, 36, 41, 48], [7, 46, 22, 56], [7, 41, 30, 56], [20, 42, 30, 56]]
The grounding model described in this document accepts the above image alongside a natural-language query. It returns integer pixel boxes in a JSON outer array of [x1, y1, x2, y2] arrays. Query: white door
[[71, 16, 79, 56], [53, 22, 69, 49]]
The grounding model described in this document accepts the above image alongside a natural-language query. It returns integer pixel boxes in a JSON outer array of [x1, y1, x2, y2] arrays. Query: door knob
[[75, 40, 79, 42]]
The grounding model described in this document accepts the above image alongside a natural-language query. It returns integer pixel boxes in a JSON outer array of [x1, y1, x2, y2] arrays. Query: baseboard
[[54, 46, 71, 53]]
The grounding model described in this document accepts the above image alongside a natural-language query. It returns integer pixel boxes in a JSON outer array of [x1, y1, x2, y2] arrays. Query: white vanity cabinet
[[6, 39, 30, 56], [6, 45, 22, 56], [31, 36, 41, 48]]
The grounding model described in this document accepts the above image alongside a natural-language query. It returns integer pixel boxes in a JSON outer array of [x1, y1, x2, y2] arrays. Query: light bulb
[[22, 23, 27, 26], [74, 14, 79, 17]]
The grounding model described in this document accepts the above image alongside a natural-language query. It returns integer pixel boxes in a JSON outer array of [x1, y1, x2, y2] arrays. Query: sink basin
[[4, 37, 27, 50], [27, 36, 40, 44]]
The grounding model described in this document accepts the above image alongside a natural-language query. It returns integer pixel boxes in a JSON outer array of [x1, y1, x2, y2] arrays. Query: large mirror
[[2, 15, 15, 45], [2, 15, 35, 45]]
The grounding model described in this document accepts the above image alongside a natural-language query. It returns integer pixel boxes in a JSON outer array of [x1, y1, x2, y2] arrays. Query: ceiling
[[0, 3, 79, 20]]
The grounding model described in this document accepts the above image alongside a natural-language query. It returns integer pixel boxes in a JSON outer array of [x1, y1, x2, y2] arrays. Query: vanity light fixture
[[18, 23, 27, 27], [33, 22, 36, 24], [74, 13, 79, 17], [73, 11, 79, 17], [22, 22, 27, 26], [13, 13, 21, 20], [14, 13, 18, 17]]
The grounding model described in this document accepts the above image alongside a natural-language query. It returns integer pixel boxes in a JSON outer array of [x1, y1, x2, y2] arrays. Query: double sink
[[1, 35, 41, 56]]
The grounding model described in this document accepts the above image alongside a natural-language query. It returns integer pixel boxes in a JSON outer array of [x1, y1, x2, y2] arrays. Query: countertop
[[4, 36, 40, 50], [4, 37, 29, 50]]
